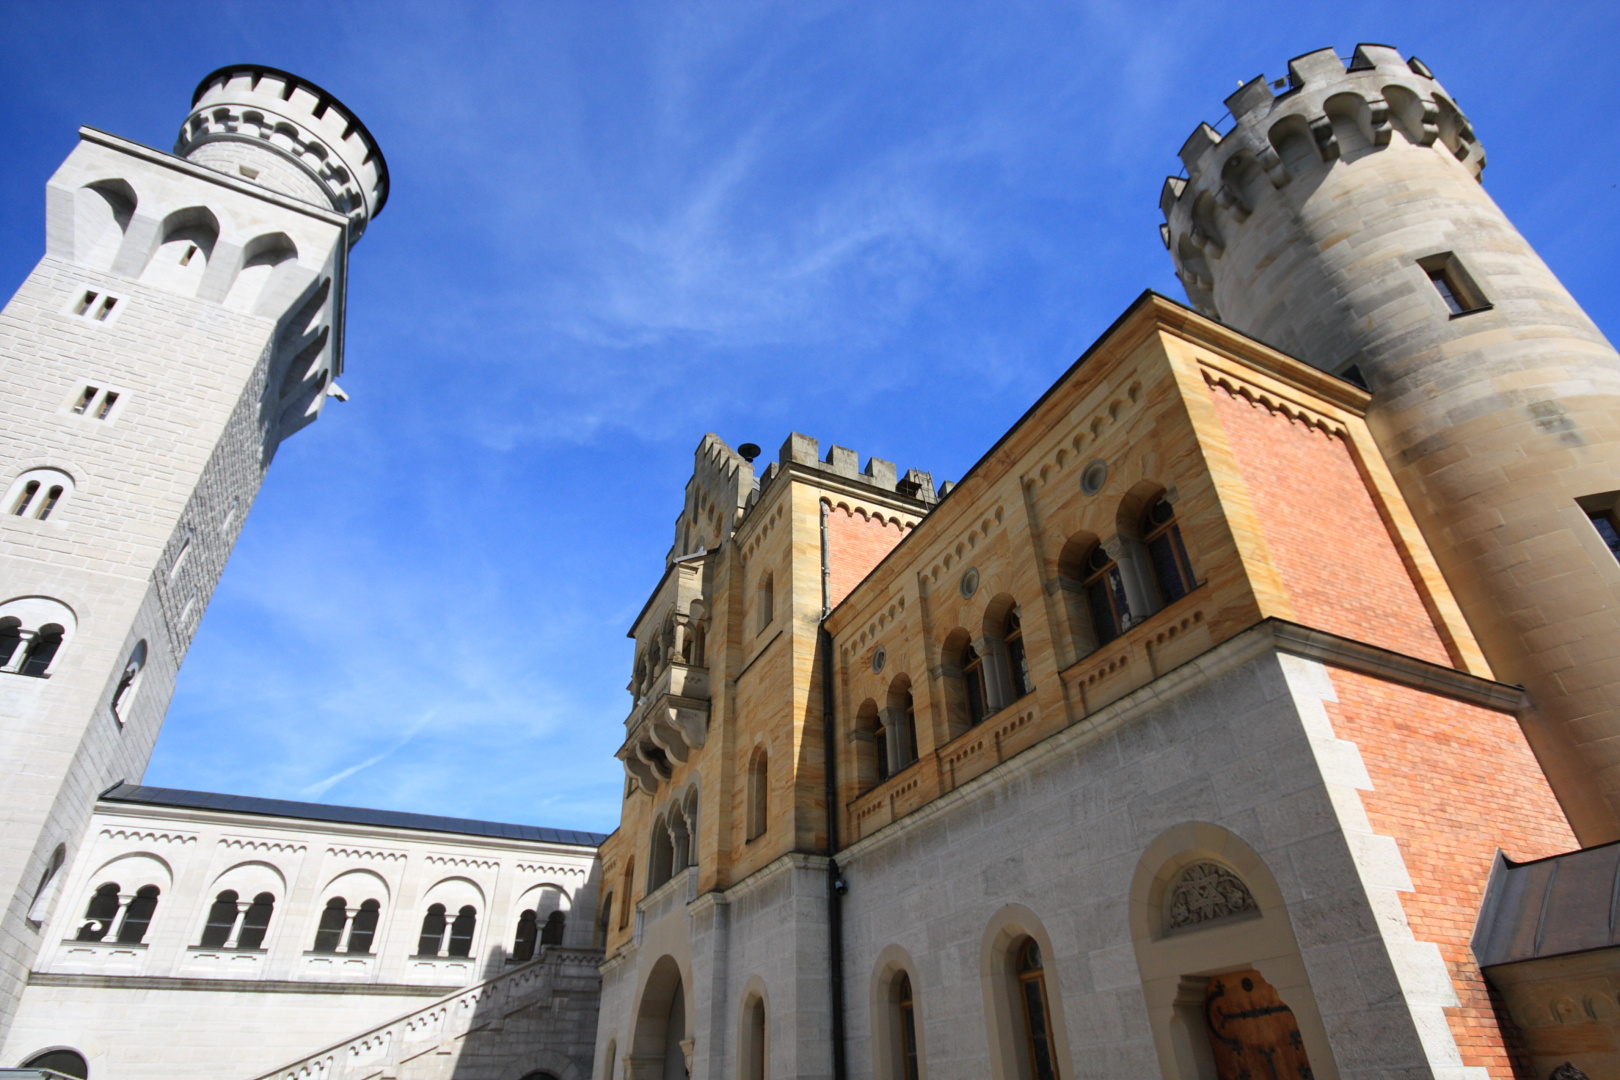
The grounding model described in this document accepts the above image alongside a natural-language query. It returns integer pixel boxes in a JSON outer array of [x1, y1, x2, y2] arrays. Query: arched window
[[111, 640, 147, 722], [20, 623, 64, 677], [619, 859, 635, 930], [418, 903, 448, 955], [1142, 497, 1194, 605], [22, 1049, 87, 1079], [743, 994, 768, 1080], [313, 897, 348, 953], [596, 891, 614, 947], [448, 905, 477, 957], [650, 815, 675, 889], [758, 571, 775, 632], [896, 973, 921, 1080], [1003, 610, 1032, 700], [200, 890, 239, 947], [118, 884, 160, 944], [541, 909, 567, 945], [1016, 939, 1059, 1080], [0, 618, 20, 669], [670, 806, 691, 870], [237, 892, 275, 949], [748, 748, 769, 841], [348, 899, 380, 954], [76, 882, 120, 941], [12, 481, 39, 515], [1083, 544, 1130, 645], [512, 909, 538, 962], [960, 642, 987, 727]]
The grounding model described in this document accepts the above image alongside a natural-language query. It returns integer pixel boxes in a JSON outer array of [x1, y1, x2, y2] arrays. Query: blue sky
[[3, 2, 1617, 834]]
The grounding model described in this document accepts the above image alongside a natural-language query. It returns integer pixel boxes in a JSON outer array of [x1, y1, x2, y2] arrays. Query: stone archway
[[629, 955, 690, 1080]]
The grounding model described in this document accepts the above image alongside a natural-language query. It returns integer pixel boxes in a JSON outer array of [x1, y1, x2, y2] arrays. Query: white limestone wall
[[0, 127, 352, 1037], [829, 643, 1469, 1080], [1, 799, 599, 1079]]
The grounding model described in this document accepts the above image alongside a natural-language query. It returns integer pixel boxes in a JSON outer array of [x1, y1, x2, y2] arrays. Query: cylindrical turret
[[176, 65, 389, 242], [1162, 43, 1620, 843]]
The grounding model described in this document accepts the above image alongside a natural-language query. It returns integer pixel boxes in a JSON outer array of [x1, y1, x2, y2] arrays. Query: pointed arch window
[[1016, 939, 1059, 1080], [1143, 497, 1194, 605], [1083, 545, 1130, 645]]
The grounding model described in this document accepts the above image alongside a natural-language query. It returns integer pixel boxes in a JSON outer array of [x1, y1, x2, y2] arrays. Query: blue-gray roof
[[100, 783, 607, 848]]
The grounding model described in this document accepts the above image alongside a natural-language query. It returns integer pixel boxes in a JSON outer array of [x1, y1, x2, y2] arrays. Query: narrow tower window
[[236, 892, 275, 949], [199, 890, 239, 947], [72, 291, 98, 316], [748, 747, 769, 840], [1418, 252, 1489, 316], [19, 624, 64, 677], [418, 904, 448, 955], [35, 486, 63, 521], [348, 899, 380, 954], [72, 386, 98, 414], [96, 391, 120, 420], [512, 909, 538, 962], [448, 905, 477, 957], [896, 972, 921, 1080]]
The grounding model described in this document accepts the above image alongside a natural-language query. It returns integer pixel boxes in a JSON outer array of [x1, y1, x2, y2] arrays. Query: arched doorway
[[631, 955, 690, 1080]]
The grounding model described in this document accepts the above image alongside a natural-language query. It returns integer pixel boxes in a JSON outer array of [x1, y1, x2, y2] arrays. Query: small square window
[[63, 289, 126, 325], [1578, 492, 1620, 565], [1417, 253, 1490, 318]]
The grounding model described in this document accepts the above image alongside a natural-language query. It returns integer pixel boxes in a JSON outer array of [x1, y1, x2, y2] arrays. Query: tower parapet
[[1161, 44, 1481, 319], [1160, 43, 1620, 845], [176, 65, 389, 242]]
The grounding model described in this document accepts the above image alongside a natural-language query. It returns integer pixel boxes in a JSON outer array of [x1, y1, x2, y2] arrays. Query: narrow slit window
[[95, 296, 117, 321], [179, 244, 198, 266], [1418, 252, 1489, 317], [72, 387, 98, 414], [73, 291, 98, 316], [96, 391, 119, 420], [35, 486, 63, 521], [12, 481, 40, 516]]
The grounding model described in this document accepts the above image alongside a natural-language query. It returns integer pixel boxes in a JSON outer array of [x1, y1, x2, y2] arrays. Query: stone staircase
[[253, 946, 604, 1080]]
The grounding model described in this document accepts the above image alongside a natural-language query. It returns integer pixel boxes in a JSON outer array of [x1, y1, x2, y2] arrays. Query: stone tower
[[0, 66, 386, 1033], [1161, 44, 1620, 844]]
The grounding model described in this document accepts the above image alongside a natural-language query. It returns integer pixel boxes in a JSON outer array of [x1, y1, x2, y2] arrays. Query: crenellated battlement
[[754, 431, 937, 508], [1159, 43, 1484, 317], [177, 65, 389, 243]]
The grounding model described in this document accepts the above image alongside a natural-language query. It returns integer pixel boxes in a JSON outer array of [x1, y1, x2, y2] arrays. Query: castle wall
[[1322, 670, 1578, 1076], [0, 794, 599, 1079]]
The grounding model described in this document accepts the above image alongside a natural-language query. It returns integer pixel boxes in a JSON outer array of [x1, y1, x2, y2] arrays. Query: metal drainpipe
[[820, 500, 848, 1080]]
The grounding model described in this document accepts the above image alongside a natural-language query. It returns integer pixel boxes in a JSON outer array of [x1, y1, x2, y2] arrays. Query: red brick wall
[[825, 502, 908, 607], [1325, 670, 1577, 1079], [1210, 385, 1449, 664]]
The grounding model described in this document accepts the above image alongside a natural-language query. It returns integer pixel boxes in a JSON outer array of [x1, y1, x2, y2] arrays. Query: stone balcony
[[618, 662, 710, 794]]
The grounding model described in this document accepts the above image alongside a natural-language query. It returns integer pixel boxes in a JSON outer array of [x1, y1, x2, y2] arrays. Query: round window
[[959, 567, 979, 599], [1080, 459, 1108, 496]]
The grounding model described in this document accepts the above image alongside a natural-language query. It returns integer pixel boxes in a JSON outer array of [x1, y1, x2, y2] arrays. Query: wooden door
[[1203, 969, 1315, 1080]]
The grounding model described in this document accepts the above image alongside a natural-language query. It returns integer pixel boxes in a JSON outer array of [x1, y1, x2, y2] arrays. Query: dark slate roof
[[1474, 841, 1620, 967], [100, 783, 607, 848]]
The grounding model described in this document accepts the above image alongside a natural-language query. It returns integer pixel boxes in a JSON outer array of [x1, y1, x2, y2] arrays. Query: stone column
[[104, 894, 134, 940], [336, 907, 358, 953], [223, 901, 250, 949]]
